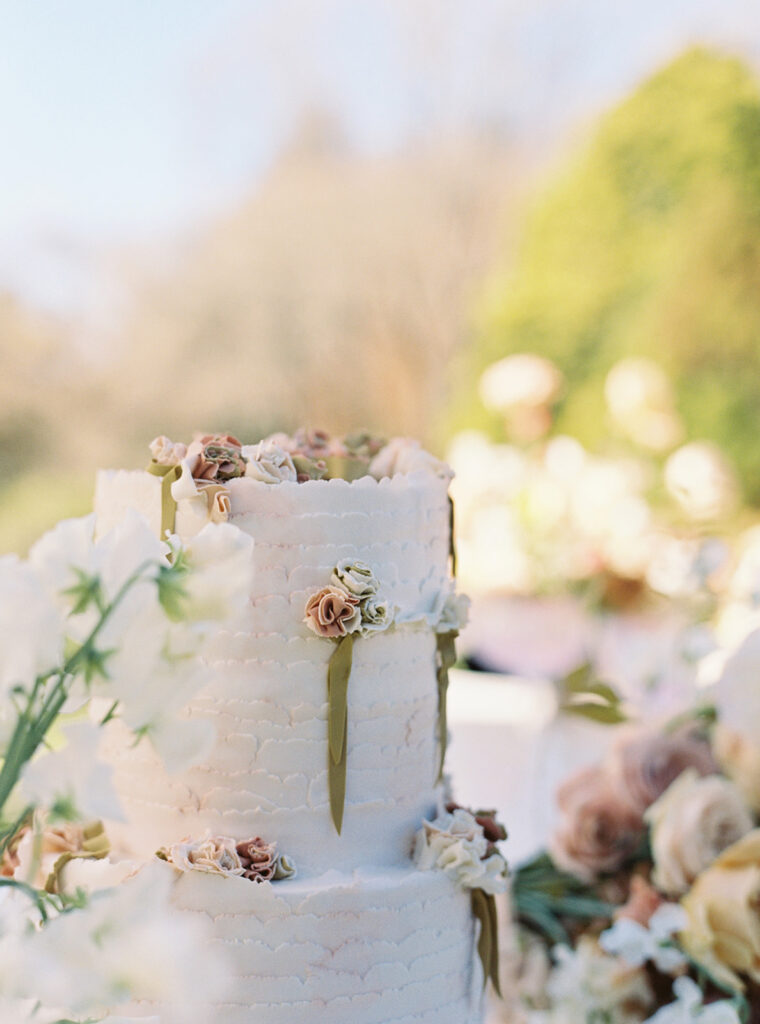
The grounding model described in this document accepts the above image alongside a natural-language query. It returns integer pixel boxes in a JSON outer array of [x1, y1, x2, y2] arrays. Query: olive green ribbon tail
[[448, 496, 457, 578], [146, 460, 182, 539], [45, 820, 111, 895], [435, 631, 458, 782], [471, 888, 501, 997], [327, 634, 355, 834]]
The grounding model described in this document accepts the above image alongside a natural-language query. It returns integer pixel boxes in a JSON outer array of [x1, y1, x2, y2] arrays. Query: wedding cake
[[94, 431, 507, 1024]]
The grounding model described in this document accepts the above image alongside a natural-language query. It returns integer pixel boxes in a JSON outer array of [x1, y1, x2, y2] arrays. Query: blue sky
[[1, 0, 759, 313]]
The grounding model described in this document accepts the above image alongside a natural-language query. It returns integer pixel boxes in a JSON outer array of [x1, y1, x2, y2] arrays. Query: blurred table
[[447, 668, 619, 866]]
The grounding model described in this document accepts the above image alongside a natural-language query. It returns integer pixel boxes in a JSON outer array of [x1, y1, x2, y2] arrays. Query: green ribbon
[[327, 633, 354, 834], [435, 630, 458, 782], [45, 820, 111, 895], [146, 461, 182, 539], [471, 888, 502, 997], [448, 496, 457, 578]]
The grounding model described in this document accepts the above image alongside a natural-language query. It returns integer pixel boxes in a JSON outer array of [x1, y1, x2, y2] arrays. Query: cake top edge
[[142, 429, 453, 487]]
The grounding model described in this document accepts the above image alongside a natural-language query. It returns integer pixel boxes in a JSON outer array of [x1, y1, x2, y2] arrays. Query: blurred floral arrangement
[[449, 352, 760, 720], [505, 613, 760, 1024], [0, 510, 254, 1022]]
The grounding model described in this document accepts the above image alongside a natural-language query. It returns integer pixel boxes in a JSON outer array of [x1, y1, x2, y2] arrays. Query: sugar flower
[[304, 585, 361, 638], [413, 808, 508, 894], [242, 440, 297, 484], [331, 559, 379, 599], [158, 834, 244, 877]]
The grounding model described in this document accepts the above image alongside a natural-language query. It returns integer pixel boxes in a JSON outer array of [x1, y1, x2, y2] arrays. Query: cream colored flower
[[331, 559, 378, 598], [159, 834, 244, 877], [242, 441, 297, 484], [204, 484, 232, 523], [359, 594, 394, 635], [664, 442, 737, 521], [369, 437, 452, 480], [646, 770, 753, 897], [413, 809, 508, 894], [149, 435, 188, 466], [681, 829, 760, 991]]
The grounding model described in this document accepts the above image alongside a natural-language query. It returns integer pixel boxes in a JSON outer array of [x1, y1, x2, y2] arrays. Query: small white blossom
[[600, 903, 688, 975], [149, 435, 187, 466], [645, 976, 742, 1024], [20, 721, 123, 822], [0, 555, 64, 697]]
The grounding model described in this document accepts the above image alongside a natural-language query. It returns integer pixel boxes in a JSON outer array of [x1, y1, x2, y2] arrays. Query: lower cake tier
[[113, 865, 484, 1024]]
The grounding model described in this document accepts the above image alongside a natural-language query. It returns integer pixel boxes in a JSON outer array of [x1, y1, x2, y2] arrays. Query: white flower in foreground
[[645, 976, 741, 1024], [413, 808, 507, 894], [665, 443, 737, 521], [242, 440, 297, 483], [180, 522, 254, 624], [545, 937, 653, 1024], [28, 514, 99, 610], [25, 861, 230, 1024], [600, 903, 688, 975], [0, 555, 63, 696], [20, 721, 123, 822], [646, 770, 753, 897]]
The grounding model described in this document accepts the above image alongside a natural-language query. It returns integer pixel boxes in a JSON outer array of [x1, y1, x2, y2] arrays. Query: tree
[[465, 48, 760, 503]]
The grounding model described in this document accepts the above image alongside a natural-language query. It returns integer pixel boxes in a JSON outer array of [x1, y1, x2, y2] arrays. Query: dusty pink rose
[[187, 433, 246, 482], [609, 728, 717, 817], [615, 875, 664, 926], [304, 586, 361, 638], [550, 765, 644, 882], [236, 837, 277, 883]]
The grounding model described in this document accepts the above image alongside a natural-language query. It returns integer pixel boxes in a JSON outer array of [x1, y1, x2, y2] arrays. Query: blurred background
[[4, 0, 760, 555]]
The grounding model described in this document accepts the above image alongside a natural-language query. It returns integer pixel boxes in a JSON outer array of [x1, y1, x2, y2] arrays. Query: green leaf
[[471, 889, 502, 996], [563, 701, 628, 724], [327, 635, 354, 764], [327, 634, 354, 835]]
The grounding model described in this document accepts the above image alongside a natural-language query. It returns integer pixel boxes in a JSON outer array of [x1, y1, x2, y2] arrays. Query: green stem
[[0, 558, 158, 820]]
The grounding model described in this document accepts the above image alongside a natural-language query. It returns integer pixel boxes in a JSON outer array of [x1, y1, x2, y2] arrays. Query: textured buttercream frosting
[[95, 461, 485, 1023]]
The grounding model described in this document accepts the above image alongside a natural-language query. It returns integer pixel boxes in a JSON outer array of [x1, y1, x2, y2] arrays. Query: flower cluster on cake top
[[149, 429, 451, 487]]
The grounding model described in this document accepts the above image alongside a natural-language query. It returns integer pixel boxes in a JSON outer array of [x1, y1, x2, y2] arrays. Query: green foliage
[[465, 48, 760, 502]]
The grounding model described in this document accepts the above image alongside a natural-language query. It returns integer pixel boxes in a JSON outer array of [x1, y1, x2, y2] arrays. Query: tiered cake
[[94, 432, 502, 1024]]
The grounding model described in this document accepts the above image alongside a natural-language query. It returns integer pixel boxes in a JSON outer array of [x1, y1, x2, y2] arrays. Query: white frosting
[[112, 865, 483, 1024], [95, 469, 452, 876], [95, 465, 486, 1024]]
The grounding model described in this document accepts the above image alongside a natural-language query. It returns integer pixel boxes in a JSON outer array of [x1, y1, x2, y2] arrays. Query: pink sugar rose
[[304, 586, 361, 638]]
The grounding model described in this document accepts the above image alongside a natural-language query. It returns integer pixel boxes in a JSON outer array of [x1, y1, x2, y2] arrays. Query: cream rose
[[149, 435, 187, 466], [331, 559, 378, 598], [681, 829, 760, 991], [159, 834, 243, 877], [359, 594, 394, 635], [242, 441, 297, 484], [369, 437, 453, 480], [413, 809, 508, 894], [646, 770, 753, 897], [434, 587, 470, 633], [304, 585, 361, 638]]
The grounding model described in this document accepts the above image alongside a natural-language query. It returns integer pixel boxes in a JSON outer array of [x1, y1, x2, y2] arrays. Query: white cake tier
[[95, 469, 452, 876], [114, 865, 483, 1024]]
